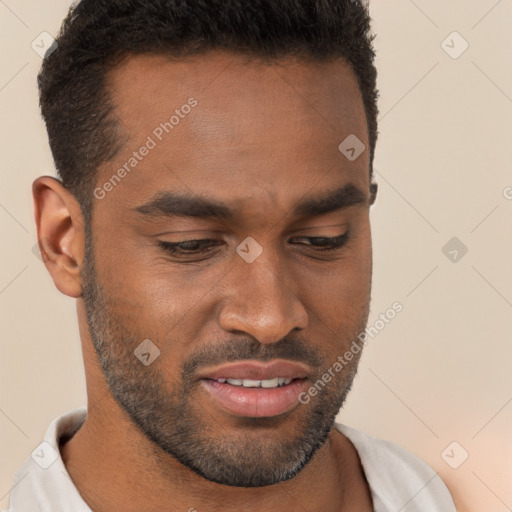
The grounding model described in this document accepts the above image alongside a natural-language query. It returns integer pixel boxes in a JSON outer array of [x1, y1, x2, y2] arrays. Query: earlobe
[[32, 176, 85, 299]]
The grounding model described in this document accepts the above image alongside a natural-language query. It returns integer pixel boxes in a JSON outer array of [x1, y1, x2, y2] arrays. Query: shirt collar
[[8, 407, 91, 512]]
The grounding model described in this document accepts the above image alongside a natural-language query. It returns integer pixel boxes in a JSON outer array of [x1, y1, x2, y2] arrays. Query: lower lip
[[200, 379, 308, 418]]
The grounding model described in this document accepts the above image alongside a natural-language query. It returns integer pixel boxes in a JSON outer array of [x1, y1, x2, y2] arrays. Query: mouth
[[200, 359, 311, 418], [198, 359, 311, 418], [198, 358, 310, 382], [200, 377, 308, 418], [206, 376, 299, 388]]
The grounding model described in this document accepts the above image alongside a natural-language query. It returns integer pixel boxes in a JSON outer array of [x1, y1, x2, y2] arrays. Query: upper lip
[[199, 359, 310, 381]]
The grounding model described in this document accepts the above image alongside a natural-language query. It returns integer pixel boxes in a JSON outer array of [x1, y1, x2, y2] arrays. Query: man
[[5, 0, 456, 510]]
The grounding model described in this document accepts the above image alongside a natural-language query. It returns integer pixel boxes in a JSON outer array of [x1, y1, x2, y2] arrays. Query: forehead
[[106, 50, 367, 141], [96, 51, 369, 219]]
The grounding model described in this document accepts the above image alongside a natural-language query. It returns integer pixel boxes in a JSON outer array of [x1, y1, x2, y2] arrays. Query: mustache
[[181, 336, 324, 379]]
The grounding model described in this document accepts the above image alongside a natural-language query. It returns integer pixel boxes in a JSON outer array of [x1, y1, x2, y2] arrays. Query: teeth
[[261, 378, 279, 388], [241, 379, 262, 387], [221, 377, 293, 388], [225, 378, 243, 386]]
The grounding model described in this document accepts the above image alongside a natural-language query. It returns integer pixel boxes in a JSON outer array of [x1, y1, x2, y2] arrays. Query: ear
[[369, 182, 378, 206], [32, 176, 86, 298]]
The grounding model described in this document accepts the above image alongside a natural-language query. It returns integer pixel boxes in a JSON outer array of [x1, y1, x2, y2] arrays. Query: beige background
[[1, 1, 511, 511]]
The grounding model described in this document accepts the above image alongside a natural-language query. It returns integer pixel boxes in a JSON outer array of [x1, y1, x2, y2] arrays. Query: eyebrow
[[132, 183, 368, 221]]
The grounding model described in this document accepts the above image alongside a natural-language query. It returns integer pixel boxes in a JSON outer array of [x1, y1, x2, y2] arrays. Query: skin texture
[[33, 50, 376, 512]]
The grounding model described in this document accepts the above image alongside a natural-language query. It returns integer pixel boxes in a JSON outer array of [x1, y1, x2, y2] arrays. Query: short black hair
[[38, 0, 379, 224]]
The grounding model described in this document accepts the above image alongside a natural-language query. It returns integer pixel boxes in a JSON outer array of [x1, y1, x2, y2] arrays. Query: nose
[[218, 250, 308, 344]]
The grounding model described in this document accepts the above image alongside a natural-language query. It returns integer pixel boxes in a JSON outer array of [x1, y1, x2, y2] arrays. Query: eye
[[157, 239, 222, 256], [289, 232, 350, 251], [157, 231, 350, 260]]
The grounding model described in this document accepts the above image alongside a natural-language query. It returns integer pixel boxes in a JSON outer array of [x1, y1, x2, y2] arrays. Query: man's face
[[81, 51, 374, 487]]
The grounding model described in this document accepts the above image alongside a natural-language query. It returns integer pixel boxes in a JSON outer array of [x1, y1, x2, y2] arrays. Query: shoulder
[[3, 407, 90, 512], [334, 422, 456, 512]]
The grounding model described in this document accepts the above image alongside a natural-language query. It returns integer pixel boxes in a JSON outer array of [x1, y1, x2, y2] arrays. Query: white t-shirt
[[3, 407, 456, 512]]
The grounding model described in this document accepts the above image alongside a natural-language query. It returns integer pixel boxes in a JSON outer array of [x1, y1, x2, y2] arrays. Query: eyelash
[[157, 232, 350, 257]]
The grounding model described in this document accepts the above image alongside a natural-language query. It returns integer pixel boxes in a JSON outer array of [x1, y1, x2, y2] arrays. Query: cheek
[[304, 231, 372, 334]]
